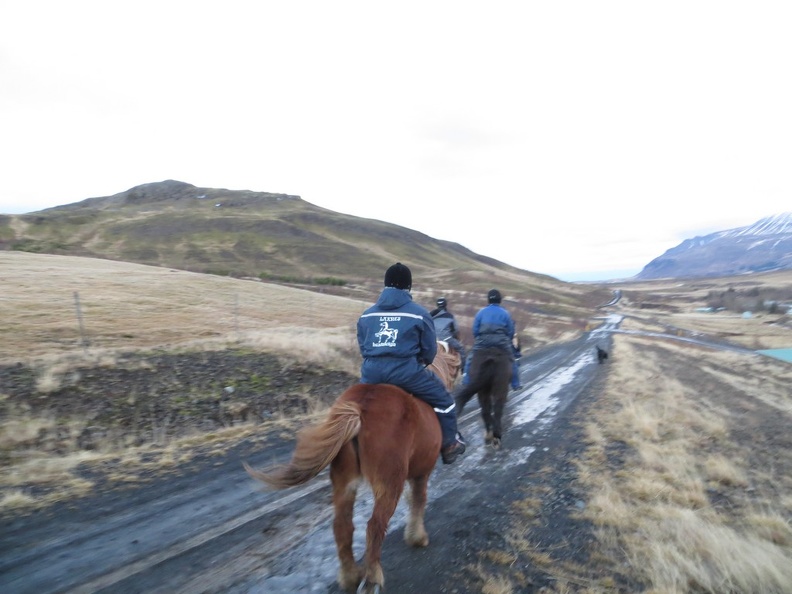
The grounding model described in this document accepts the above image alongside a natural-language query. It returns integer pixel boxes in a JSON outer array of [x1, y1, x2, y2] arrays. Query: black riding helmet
[[487, 289, 502, 304], [384, 262, 412, 291], [436, 297, 447, 308]]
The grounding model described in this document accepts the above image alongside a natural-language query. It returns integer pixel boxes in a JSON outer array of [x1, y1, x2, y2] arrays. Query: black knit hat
[[384, 262, 412, 290], [487, 289, 502, 304]]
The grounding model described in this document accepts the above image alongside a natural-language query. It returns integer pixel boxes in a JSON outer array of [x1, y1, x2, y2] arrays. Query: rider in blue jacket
[[454, 289, 517, 413], [462, 290, 521, 389], [357, 263, 466, 464]]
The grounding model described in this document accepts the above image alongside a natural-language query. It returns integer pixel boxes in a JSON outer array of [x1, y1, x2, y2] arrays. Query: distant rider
[[430, 297, 466, 364]]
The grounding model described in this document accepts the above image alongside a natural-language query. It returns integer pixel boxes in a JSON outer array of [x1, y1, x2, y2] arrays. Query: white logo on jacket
[[373, 321, 398, 347]]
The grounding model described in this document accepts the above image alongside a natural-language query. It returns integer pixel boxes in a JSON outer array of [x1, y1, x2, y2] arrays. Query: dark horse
[[454, 347, 512, 448], [244, 344, 460, 594]]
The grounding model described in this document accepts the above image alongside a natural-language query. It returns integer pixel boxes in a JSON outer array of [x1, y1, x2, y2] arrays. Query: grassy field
[[0, 251, 368, 367], [574, 325, 792, 593]]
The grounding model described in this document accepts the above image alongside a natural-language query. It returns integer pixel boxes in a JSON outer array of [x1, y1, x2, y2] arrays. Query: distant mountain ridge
[[637, 212, 792, 280]]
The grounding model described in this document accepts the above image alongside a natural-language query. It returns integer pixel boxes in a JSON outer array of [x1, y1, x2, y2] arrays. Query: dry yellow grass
[[0, 251, 368, 366], [574, 335, 792, 593]]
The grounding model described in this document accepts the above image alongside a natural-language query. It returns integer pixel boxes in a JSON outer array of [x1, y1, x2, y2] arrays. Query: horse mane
[[244, 399, 362, 489], [428, 343, 461, 390]]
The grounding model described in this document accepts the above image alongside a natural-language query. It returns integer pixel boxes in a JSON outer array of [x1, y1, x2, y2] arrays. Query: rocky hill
[[637, 212, 792, 280]]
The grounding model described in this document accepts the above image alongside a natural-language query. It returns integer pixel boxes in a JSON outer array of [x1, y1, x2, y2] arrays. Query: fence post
[[234, 292, 239, 334], [73, 291, 89, 353]]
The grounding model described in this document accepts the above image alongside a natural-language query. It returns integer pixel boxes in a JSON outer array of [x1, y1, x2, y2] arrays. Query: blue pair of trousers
[[360, 357, 458, 447]]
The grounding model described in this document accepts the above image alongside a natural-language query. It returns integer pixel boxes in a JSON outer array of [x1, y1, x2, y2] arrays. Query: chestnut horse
[[244, 343, 460, 594]]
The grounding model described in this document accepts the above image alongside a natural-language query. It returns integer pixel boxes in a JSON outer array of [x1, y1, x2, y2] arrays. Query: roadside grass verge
[[577, 335, 790, 592], [0, 402, 334, 513], [471, 321, 792, 593]]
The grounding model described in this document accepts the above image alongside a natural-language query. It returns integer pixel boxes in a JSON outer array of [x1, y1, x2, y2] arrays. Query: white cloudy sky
[[1, 1, 790, 281]]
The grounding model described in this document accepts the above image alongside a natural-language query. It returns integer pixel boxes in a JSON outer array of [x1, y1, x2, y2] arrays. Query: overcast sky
[[2, 1, 790, 281]]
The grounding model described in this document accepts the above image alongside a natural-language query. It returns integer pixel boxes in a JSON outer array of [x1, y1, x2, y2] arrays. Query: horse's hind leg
[[491, 373, 511, 448], [359, 485, 402, 593], [478, 391, 495, 444], [331, 443, 363, 592], [404, 475, 430, 547], [479, 356, 512, 448]]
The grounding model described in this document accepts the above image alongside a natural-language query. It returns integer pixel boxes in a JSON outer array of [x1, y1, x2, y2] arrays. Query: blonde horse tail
[[244, 399, 362, 490]]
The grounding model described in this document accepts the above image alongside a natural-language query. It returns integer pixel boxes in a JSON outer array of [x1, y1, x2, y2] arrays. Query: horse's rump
[[471, 348, 512, 387], [346, 345, 455, 479], [351, 385, 441, 480], [245, 383, 442, 490]]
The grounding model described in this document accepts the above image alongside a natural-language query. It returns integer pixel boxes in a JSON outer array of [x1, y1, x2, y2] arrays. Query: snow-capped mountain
[[637, 212, 792, 280]]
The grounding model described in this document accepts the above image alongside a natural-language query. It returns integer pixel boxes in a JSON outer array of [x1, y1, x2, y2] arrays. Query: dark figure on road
[[597, 346, 608, 364]]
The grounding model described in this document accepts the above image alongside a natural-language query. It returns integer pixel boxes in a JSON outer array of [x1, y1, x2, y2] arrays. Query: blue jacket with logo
[[357, 287, 437, 366], [357, 287, 457, 446]]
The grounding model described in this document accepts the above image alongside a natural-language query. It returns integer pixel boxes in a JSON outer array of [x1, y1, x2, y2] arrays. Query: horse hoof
[[491, 437, 501, 449], [357, 580, 383, 594], [484, 430, 494, 445]]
